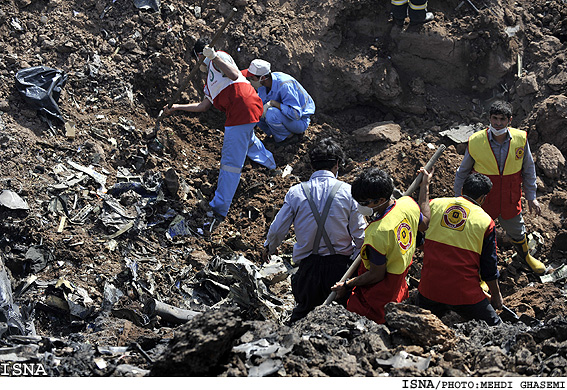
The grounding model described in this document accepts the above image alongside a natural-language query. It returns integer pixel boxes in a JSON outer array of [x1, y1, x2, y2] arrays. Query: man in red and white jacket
[[163, 39, 276, 221]]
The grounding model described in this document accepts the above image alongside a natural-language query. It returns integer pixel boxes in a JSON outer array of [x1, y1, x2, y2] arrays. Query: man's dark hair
[[309, 138, 345, 171], [462, 173, 493, 200], [489, 100, 513, 119], [351, 167, 394, 202], [193, 38, 210, 58]]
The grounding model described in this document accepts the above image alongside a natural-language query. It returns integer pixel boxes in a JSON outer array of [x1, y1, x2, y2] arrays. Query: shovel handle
[[323, 253, 361, 305], [402, 144, 446, 197], [153, 8, 238, 133], [323, 144, 446, 305]]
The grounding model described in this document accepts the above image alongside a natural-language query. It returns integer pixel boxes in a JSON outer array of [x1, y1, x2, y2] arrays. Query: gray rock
[[384, 302, 455, 348], [353, 121, 402, 143], [536, 143, 565, 179], [516, 73, 539, 96]]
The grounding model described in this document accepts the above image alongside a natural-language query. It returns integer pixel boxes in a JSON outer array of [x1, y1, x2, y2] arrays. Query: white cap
[[242, 59, 271, 77]]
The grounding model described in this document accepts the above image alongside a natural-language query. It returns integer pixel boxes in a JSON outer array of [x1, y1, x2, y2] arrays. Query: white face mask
[[489, 124, 508, 136], [357, 204, 374, 217], [356, 198, 390, 217]]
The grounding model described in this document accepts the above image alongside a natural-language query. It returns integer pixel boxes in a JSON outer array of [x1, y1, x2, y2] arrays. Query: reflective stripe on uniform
[[391, 0, 408, 5], [409, 0, 428, 10], [220, 164, 242, 174]]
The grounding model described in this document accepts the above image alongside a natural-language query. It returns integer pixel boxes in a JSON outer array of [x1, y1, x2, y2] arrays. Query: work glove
[[203, 46, 217, 60], [261, 101, 272, 118]]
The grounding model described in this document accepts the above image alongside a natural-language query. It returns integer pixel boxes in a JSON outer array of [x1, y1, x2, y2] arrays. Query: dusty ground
[[1, 0, 567, 377]]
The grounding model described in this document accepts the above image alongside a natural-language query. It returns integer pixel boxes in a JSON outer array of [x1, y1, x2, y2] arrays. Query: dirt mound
[[0, 0, 566, 377]]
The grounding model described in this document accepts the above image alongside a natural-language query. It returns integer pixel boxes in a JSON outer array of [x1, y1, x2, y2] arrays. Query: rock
[[516, 73, 539, 96], [150, 307, 249, 376], [353, 121, 402, 143], [384, 302, 455, 348], [554, 232, 567, 251], [163, 167, 180, 197], [547, 70, 567, 92], [536, 143, 565, 179], [550, 191, 567, 207], [475, 345, 511, 371], [373, 62, 403, 101], [534, 95, 567, 154], [409, 77, 426, 95]]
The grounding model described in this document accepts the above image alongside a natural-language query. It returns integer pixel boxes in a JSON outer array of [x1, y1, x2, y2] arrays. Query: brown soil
[[1, 0, 567, 377]]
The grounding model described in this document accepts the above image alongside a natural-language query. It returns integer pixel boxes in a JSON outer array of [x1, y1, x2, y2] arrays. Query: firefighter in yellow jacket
[[332, 168, 430, 324], [454, 101, 545, 275], [419, 172, 503, 326]]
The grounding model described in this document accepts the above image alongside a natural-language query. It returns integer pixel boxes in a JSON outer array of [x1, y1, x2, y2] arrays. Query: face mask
[[250, 80, 262, 90], [356, 204, 374, 217], [356, 198, 390, 217], [489, 124, 508, 136]]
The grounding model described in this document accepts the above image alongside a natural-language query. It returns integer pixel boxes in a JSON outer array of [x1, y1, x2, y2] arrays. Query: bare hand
[[491, 292, 503, 311], [331, 281, 348, 299], [528, 199, 541, 216], [419, 166, 434, 185], [162, 104, 176, 116]]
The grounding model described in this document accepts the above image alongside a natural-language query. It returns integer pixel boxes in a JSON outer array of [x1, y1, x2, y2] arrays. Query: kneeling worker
[[418, 171, 503, 326], [242, 59, 315, 147]]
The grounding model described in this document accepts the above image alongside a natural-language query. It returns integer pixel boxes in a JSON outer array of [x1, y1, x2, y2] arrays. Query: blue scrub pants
[[257, 107, 310, 143], [209, 122, 276, 217]]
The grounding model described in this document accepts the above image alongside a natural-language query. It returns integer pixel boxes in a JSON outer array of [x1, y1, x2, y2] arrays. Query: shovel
[[392, 144, 446, 199], [500, 304, 520, 322], [323, 144, 446, 305], [146, 7, 238, 140]]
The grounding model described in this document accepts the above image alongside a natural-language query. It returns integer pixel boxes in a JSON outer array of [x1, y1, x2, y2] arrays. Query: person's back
[[202, 50, 263, 127], [418, 172, 502, 326], [284, 173, 361, 260], [263, 138, 365, 322], [260, 72, 315, 119], [419, 196, 494, 304]]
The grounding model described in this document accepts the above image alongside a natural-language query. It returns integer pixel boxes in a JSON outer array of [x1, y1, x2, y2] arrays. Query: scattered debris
[[0, 190, 29, 210], [14, 66, 68, 123]]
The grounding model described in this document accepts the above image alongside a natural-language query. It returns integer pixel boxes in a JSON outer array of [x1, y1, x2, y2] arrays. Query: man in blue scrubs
[[242, 59, 315, 147]]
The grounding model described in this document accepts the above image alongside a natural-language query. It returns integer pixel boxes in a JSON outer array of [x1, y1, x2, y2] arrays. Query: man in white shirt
[[163, 39, 276, 222], [262, 138, 366, 322]]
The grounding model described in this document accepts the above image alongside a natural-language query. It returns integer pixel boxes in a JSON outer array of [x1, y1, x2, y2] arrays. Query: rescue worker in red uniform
[[332, 168, 430, 324], [162, 39, 276, 222], [454, 101, 545, 275], [418, 172, 503, 326]]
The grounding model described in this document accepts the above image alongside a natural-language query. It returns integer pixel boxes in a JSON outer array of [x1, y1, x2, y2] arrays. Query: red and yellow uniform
[[203, 51, 263, 126], [418, 197, 496, 305], [468, 128, 526, 220], [347, 196, 420, 323]]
